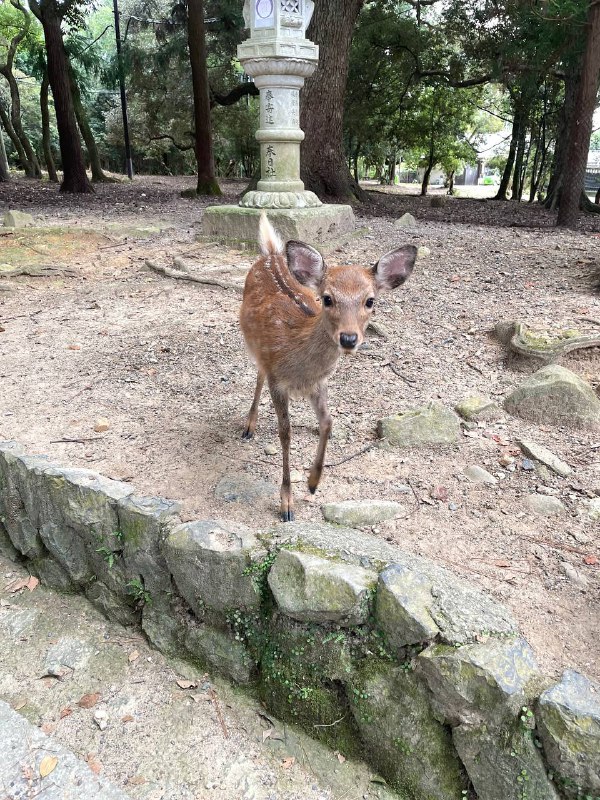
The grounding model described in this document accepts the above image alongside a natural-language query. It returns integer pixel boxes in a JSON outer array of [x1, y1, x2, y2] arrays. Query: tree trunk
[[0, 120, 9, 182], [187, 0, 221, 196], [495, 104, 521, 200], [557, 0, 600, 228], [69, 67, 111, 182], [33, 0, 93, 193], [0, 68, 42, 177], [0, 100, 29, 173], [447, 169, 455, 195], [301, 0, 365, 200], [545, 69, 578, 208], [421, 140, 435, 196], [40, 73, 58, 182]]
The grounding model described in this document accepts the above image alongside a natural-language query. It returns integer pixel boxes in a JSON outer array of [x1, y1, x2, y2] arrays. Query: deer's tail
[[258, 212, 283, 256]]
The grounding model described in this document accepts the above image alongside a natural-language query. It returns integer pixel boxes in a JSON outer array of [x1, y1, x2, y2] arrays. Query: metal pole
[[112, 0, 133, 179]]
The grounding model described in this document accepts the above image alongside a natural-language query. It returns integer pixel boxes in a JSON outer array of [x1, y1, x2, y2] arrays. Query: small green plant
[[519, 706, 535, 731], [96, 545, 115, 568], [127, 578, 152, 607], [516, 768, 530, 800], [393, 736, 413, 755]]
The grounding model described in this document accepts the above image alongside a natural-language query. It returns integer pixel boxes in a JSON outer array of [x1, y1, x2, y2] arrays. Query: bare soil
[[1, 175, 599, 684]]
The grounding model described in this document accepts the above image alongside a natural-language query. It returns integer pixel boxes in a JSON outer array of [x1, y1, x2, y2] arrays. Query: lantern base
[[239, 190, 322, 209], [199, 204, 360, 253]]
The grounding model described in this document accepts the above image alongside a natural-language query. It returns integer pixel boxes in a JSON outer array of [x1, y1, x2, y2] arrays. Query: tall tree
[[187, 0, 220, 195], [0, 119, 9, 181], [26, 0, 93, 193], [301, 0, 365, 200], [557, 0, 600, 227]]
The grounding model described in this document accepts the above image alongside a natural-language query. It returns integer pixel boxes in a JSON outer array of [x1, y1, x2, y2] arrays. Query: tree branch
[[417, 70, 493, 88], [148, 133, 194, 151], [209, 82, 259, 108]]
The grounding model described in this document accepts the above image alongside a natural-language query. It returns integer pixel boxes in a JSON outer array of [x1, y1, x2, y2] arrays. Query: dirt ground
[[1, 175, 599, 685]]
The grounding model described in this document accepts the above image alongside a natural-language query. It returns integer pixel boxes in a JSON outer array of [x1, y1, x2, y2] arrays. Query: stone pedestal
[[200, 204, 359, 253]]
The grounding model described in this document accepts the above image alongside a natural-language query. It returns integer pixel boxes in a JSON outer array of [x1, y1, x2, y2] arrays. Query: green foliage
[[126, 577, 152, 606]]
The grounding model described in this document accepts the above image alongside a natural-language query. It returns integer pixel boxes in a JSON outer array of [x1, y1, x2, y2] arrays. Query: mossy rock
[[347, 661, 467, 799]]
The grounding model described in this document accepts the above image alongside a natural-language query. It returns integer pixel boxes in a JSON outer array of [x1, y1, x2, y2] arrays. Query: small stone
[[417, 246, 431, 258], [394, 212, 416, 228], [505, 365, 600, 430], [93, 707, 109, 730], [322, 500, 402, 527], [264, 443, 278, 456], [499, 454, 514, 467], [290, 469, 304, 483], [3, 210, 33, 228], [44, 637, 93, 676], [93, 418, 110, 433], [587, 497, 600, 520], [463, 465, 497, 485], [517, 440, 572, 477], [560, 562, 588, 587], [524, 495, 565, 517], [377, 403, 460, 447], [215, 474, 277, 504], [455, 396, 502, 422], [521, 459, 535, 471]]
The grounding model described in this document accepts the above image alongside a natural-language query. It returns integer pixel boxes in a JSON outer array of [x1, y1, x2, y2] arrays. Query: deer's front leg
[[242, 370, 265, 440], [308, 382, 332, 495], [269, 382, 294, 522]]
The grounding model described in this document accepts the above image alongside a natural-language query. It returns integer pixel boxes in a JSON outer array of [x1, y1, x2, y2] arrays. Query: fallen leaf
[[262, 728, 273, 742], [26, 576, 39, 591], [583, 555, 599, 566], [494, 560, 511, 568], [11, 698, 27, 710], [128, 650, 140, 662], [335, 751, 346, 763], [39, 755, 58, 778], [0, 325, 5, 332], [128, 776, 147, 786], [77, 692, 100, 709], [59, 707, 72, 719], [41, 722, 56, 735], [67, 343, 82, 350], [121, 714, 134, 723], [5, 577, 29, 593], [86, 754, 102, 775], [93, 418, 110, 433], [281, 757, 296, 769], [430, 485, 449, 502], [176, 679, 197, 690]]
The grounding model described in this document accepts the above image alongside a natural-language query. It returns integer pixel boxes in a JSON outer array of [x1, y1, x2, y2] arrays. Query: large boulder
[[504, 365, 600, 429], [163, 520, 264, 614], [453, 720, 560, 800], [267, 549, 376, 625], [347, 663, 467, 799], [377, 403, 460, 447], [537, 670, 600, 798], [417, 638, 540, 726], [3, 210, 33, 228]]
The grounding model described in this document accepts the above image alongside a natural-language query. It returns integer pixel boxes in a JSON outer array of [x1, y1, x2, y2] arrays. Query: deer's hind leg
[[242, 370, 265, 440], [269, 381, 294, 522], [307, 382, 332, 495]]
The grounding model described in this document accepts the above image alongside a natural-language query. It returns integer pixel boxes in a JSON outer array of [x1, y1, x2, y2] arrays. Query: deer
[[239, 213, 417, 522]]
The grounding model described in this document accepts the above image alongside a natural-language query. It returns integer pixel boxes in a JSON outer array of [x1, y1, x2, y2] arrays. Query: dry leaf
[[281, 757, 295, 770], [41, 722, 56, 735], [5, 577, 29, 593], [77, 692, 100, 709], [26, 576, 39, 591], [584, 555, 599, 566], [494, 560, 511, 568], [121, 715, 134, 723], [67, 343, 82, 350], [262, 728, 273, 743], [86, 754, 102, 775], [59, 707, 72, 719], [11, 698, 27, 710], [0, 325, 5, 333], [176, 679, 197, 690], [335, 751, 346, 764], [39, 755, 58, 778], [128, 650, 140, 662], [430, 485, 449, 502], [128, 776, 147, 786]]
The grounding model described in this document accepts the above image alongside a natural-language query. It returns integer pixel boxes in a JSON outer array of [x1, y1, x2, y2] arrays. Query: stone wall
[[0, 441, 598, 800]]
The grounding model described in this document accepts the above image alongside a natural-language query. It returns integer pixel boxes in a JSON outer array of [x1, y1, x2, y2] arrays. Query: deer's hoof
[[280, 510, 295, 522], [241, 428, 254, 441], [308, 485, 317, 495]]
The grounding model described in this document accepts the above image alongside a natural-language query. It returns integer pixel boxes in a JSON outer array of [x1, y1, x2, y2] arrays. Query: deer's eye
[[365, 297, 375, 309], [322, 294, 333, 307]]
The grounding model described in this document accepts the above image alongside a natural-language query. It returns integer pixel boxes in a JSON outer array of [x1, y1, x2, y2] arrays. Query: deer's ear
[[286, 241, 325, 288], [372, 245, 417, 291]]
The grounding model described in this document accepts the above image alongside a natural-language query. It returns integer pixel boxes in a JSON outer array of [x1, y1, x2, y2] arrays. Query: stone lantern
[[237, 0, 320, 208], [200, 0, 355, 248]]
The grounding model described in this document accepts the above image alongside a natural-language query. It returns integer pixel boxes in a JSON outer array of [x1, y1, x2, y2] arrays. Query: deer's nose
[[340, 333, 358, 350]]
